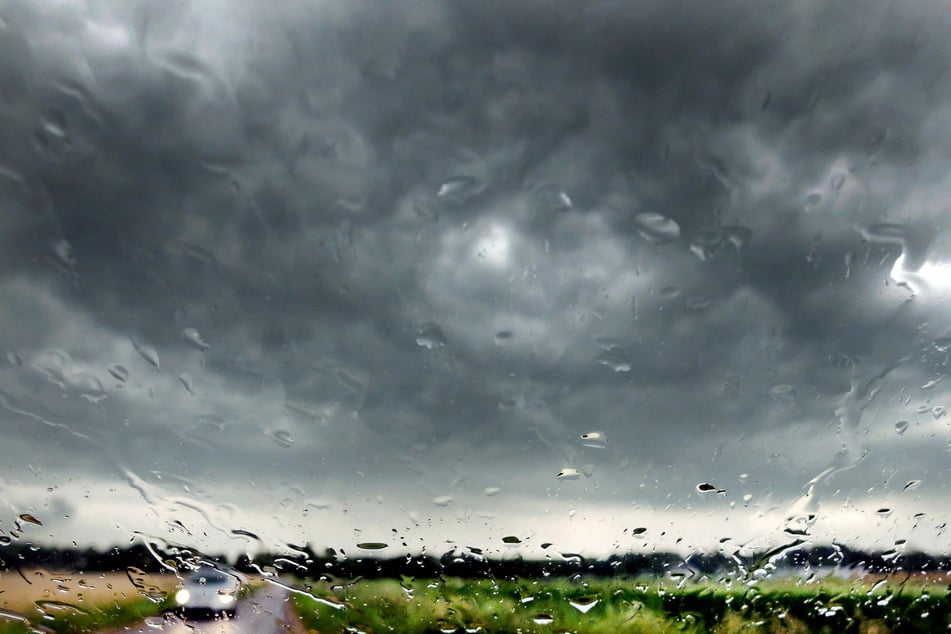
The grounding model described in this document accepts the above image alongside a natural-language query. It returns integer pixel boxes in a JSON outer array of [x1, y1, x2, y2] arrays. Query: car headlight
[[175, 589, 191, 605], [217, 592, 236, 605]]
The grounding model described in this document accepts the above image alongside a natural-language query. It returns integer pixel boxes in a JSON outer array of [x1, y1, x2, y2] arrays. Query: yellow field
[[0, 569, 176, 615]]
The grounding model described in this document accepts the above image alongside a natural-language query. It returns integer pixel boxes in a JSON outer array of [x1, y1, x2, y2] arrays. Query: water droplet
[[784, 513, 816, 536], [416, 323, 447, 349], [71, 373, 104, 397], [596, 348, 631, 372], [933, 337, 951, 352], [580, 431, 608, 449], [633, 212, 680, 243], [437, 175, 484, 204], [696, 482, 718, 493], [895, 421, 909, 434], [432, 495, 454, 507], [659, 285, 681, 298], [266, 429, 294, 448], [494, 331, 513, 345], [502, 535, 521, 544], [876, 507, 892, 516], [484, 487, 501, 496], [108, 363, 129, 383], [805, 192, 823, 206], [178, 373, 194, 395], [181, 327, 210, 350], [685, 294, 710, 311], [593, 335, 622, 351], [922, 377, 943, 390], [689, 230, 724, 261], [631, 527, 647, 535], [723, 225, 752, 249], [568, 597, 599, 614], [357, 542, 388, 551], [532, 614, 554, 625], [40, 111, 67, 139], [934, 406, 947, 419], [863, 223, 914, 242], [144, 616, 165, 629], [131, 340, 160, 371], [18, 514, 42, 526], [768, 384, 794, 398], [557, 468, 582, 480], [527, 181, 573, 213], [904, 479, 921, 491]]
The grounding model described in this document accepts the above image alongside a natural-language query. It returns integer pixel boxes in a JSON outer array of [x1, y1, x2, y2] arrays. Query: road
[[114, 584, 301, 634]]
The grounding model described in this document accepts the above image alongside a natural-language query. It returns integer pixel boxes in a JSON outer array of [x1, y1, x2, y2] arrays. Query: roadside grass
[[0, 595, 172, 634], [290, 575, 951, 633]]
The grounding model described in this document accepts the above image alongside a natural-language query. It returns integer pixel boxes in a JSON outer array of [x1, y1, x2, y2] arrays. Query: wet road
[[115, 584, 298, 633]]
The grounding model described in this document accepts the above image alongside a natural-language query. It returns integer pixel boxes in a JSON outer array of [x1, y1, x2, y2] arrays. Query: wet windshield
[[2, 0, 951, 632]]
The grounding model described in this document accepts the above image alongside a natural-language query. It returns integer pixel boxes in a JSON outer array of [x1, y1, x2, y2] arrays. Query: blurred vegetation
[[291, 575, 951, 633], [2, 543, 950, 632]]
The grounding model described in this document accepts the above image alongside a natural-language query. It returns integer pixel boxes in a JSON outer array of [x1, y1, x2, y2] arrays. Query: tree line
[[0, 542, 947, 579]]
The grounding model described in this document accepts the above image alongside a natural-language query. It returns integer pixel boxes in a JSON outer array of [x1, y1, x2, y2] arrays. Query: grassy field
[[290, 574, 951, 633], [0, 570, 176, 633]]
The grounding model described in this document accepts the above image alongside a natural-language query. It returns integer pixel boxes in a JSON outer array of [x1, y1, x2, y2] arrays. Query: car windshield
[[2, 1, 951, 632]]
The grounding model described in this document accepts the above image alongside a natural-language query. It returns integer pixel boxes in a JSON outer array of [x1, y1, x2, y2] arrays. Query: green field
[[290, 575, 950, 633]]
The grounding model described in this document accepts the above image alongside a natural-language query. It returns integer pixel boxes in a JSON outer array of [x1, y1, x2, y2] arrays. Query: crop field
[[0, 570, 175, 633], [291, 574, 951, 633]]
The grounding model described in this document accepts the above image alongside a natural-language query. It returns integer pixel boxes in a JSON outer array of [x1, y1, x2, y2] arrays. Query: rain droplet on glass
[[181, 327, 210, 350], [131, 340, 161, 371], [557, 468, 582, 480], [266, 429, 294, 448], [494, 331, 514, 345], [107, 363, 129, 383], [416, 323, 447, 349], [580, 431, 608, 449], [357, 542, 388, 551], [568, 597, 599, 614], [596, 348, 631, 373], [633, 212, 680, 244]]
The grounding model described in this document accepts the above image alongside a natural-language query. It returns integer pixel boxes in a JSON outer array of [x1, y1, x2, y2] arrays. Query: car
[[173, 565, 241, 619]]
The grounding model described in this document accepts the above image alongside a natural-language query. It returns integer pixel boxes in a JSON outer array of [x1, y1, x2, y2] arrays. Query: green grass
[[0, 595, 172, 634], [290, 575, 951, 633]]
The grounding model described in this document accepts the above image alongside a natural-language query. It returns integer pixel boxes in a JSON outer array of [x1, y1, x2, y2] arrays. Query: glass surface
[[1, 0, 951, 631]]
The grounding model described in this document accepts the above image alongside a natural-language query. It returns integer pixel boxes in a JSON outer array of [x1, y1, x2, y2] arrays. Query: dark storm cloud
[[2, 0, 951, 552]]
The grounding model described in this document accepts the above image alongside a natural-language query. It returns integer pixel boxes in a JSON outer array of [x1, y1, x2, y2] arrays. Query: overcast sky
[[2, 0, 951, 564]]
